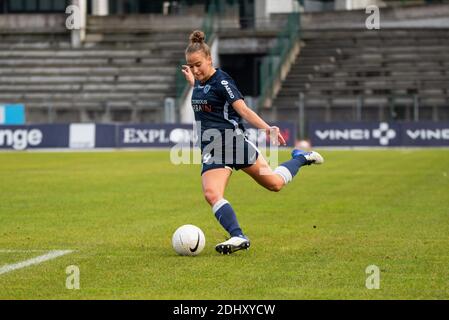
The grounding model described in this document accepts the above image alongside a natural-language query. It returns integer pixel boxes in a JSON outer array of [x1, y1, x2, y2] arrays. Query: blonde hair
[[185, 30, 211, 57]]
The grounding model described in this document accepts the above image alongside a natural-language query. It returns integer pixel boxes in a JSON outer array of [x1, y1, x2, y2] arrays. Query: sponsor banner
[[5, 104, 25, 124], [95, 124, 117, 148], [0, 122, 296, 150], [69, 123, 96, 149], [118, 122, 296, 148], [246, 121, 296, 148], [401, 122, 449, 146], [0, 106, 4, 124], [310, 122, 449, 147], [0, 104, 25, 124], [118, 124, 196, 148], [0, 125, 69, 150]]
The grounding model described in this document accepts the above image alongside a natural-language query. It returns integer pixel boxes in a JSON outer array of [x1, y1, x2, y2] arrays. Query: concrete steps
[[0, 29, 187, 123], [271, 28, 449, 120]]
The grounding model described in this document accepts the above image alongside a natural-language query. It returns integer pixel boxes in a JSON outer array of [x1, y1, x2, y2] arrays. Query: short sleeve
[[218, 77, 244, 105]]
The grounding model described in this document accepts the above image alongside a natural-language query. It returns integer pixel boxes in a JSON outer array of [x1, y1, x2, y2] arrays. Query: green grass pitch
[[0, 149, 448, 299]]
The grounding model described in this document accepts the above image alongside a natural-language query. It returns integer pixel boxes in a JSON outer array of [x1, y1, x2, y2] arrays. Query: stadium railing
[[258, 11, 301, 110], [383, 0, 449, 7]]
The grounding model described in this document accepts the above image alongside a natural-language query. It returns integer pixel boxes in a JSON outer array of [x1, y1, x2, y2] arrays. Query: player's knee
[[266, 177, 284, 192], [203, 189, 221, 205], [268, 184, 282, 192]]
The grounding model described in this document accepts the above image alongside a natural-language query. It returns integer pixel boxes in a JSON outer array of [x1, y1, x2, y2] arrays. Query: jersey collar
[[200, 68, 219, 85]]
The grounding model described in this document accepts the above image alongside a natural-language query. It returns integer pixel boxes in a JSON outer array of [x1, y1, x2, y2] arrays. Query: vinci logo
[[313, 122, 398, 146], [0, 104, 25, 125], [372, 123, 396, 146]]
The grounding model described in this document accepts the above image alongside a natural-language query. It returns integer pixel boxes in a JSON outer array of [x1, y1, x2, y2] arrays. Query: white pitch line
[[0, 250, 49, 253], [0, 250, 73, 276]]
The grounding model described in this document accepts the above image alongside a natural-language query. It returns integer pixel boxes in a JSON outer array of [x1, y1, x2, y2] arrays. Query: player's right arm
[[182, 65, 195, 87], [232, 99, 286, 146]]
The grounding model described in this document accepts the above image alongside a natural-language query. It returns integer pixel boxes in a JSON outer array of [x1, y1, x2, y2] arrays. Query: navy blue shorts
[[200, 135, 259, 175]]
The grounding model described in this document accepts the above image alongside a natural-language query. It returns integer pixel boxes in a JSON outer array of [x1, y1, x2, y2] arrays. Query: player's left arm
[[232, 99, 286, 146]]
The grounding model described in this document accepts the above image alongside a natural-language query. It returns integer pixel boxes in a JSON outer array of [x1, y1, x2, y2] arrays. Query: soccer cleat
[[215, 236, 250, 255], [291, 149, 324, 165]]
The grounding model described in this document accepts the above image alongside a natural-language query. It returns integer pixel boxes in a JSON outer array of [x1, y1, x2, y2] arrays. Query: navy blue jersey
[[191, 69, 245, 136]]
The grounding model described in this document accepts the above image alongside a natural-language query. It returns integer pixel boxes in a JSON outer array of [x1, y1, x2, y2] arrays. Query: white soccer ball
[[172, 224, 206, 256]]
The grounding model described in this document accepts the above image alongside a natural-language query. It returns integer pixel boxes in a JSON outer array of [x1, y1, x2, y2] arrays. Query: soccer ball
[[172, 224, 206, 256]]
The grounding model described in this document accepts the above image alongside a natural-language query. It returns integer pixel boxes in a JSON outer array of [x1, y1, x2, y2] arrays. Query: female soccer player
[[182, 30, 324, 255]]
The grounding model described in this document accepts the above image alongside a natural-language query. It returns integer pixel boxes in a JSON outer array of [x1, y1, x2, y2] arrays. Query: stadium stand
[[1, 0, 448, 126], [0, 14, 194, 123], [270, 28, 449, 123]]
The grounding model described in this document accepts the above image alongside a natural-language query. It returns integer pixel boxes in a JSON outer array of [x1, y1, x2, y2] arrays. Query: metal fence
[[291, 93, 449, 138]]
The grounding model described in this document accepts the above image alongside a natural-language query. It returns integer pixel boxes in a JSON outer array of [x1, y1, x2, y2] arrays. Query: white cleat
[[215, 236, 250, 255], [292, 149, 324, 165]]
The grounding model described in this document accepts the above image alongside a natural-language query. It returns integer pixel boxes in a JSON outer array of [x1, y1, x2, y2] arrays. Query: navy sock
[[212, 199, 243, 238], [274, 155, 307, 184], [281, 156, 307, 177]]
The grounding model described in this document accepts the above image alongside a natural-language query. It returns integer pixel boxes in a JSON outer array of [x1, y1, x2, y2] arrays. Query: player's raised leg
[[241, 154, 285, 192], [242, 150, 324, 190]]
